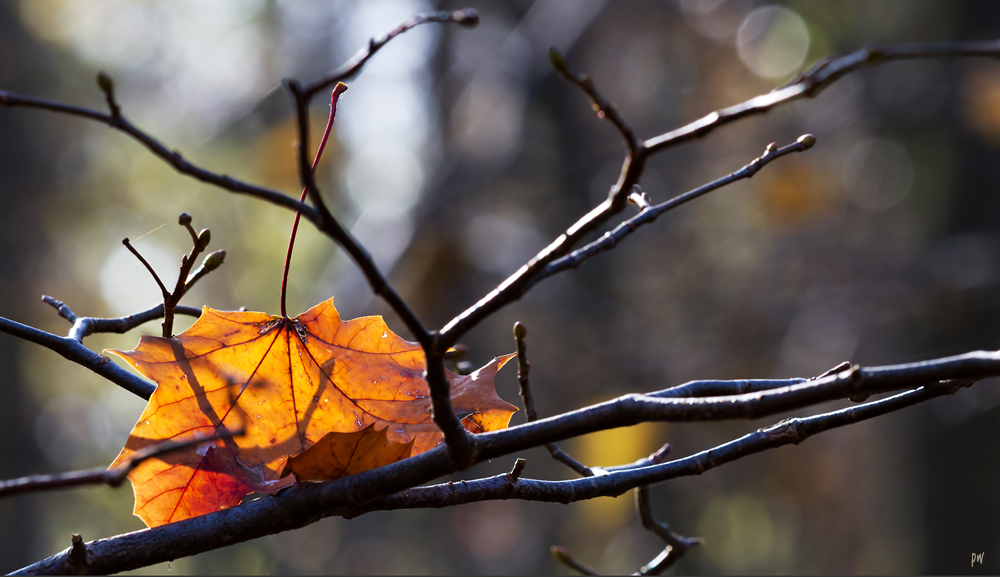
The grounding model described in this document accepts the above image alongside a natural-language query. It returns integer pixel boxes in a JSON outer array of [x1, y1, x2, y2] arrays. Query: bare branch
[[548, 47, 641, 153], [0, 86, 314, 218], [300, 9, 479, 100], [551, 546, 600, 575], [634, 486, 701, 574], [440, 136, 811, 347], [531, 136, 815, 289], [343, 382, 970, 516], [643, 40, 1000, 154], [160, 215, 219, 337], [0, 428, 243, 499], [11, 354, 989, 574], [0, 316, 155, 399], [42, 297, 200, 344], [439, 38, 1000, 350], [121, 238, 169, 300]]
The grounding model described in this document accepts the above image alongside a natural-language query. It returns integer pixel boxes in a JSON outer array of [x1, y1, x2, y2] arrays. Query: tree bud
[[197, 228, 211, 250], [96, 71, 114, 95], [201, 250, 226, 271]]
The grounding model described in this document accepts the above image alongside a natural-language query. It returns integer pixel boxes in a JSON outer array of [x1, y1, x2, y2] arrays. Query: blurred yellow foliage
[[569, 422, 669, 528]]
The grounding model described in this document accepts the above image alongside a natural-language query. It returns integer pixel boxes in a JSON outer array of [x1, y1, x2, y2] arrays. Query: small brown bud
[[178, 212, 192, 226], [96, 71, 114, 95], [797, 134, 817, 149], [513, 321, 527, 340], [197, 228, 211, 250]]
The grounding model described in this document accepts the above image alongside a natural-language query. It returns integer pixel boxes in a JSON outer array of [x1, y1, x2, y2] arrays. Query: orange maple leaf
[[108, 298, 516, 527]]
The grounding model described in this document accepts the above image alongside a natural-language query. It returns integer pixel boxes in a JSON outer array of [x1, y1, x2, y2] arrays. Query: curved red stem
[[280, 83, 348, 318]]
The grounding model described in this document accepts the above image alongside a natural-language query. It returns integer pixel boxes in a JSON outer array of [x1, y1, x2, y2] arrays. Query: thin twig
[[634, 486, 701, 575], [531, 136, 815, 289], [0, 428, 243, 498], [162, 217, 214, 338], [548, 47, 641, 152], [0, 86, 311, 216], [299, 9, 480, 100], [436, 136, 811, 350], [643, 40, 1000, 153], [121, 213, 222, 338], [551, 546, 600, 576], [121, 238, 169, 299], [514, 321, 594, 476]]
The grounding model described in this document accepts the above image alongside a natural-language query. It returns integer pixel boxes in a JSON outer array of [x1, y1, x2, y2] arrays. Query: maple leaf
[[108, 298, 517, 527]]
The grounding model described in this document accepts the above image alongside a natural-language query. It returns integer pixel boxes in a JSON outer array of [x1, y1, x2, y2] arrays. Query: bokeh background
[[2, 0, 1000, 573]]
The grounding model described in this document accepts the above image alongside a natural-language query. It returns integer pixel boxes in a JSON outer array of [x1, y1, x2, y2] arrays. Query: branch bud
[[201, 249, 226, 271], [551, 546, 573, 565], [452, 8, 479, 27], [197, 228, 211, 250], [548, 47, 568, 74], [96, 71, 114, 96], [513, 321, 527, 340], [797, 133, 817, 150], [178, 212, 192, 226]]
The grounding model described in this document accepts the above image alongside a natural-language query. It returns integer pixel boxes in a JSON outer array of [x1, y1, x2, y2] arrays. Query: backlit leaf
[[108, 298, 516, 527]]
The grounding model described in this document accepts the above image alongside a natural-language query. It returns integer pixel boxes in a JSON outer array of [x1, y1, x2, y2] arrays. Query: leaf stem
[[280, 83, 348, 318]]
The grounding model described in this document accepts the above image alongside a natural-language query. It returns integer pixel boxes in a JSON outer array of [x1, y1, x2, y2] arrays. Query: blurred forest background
[[2, 0, 1000, 574]]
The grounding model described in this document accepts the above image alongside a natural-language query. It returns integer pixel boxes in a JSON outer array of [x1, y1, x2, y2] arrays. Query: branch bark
[[9, 355, 991, 574]]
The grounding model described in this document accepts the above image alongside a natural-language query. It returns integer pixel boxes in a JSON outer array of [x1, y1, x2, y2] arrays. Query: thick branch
[[13, 352, 994, 574], [340, 381, 967, 514]]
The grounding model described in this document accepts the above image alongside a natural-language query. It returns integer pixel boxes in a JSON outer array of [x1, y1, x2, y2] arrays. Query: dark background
[[2, 0, 1000, 573]]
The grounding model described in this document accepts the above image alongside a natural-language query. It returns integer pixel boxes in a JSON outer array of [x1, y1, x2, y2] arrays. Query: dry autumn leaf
[[283, 423, 414, 482], [108, 298, 517, 527]]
